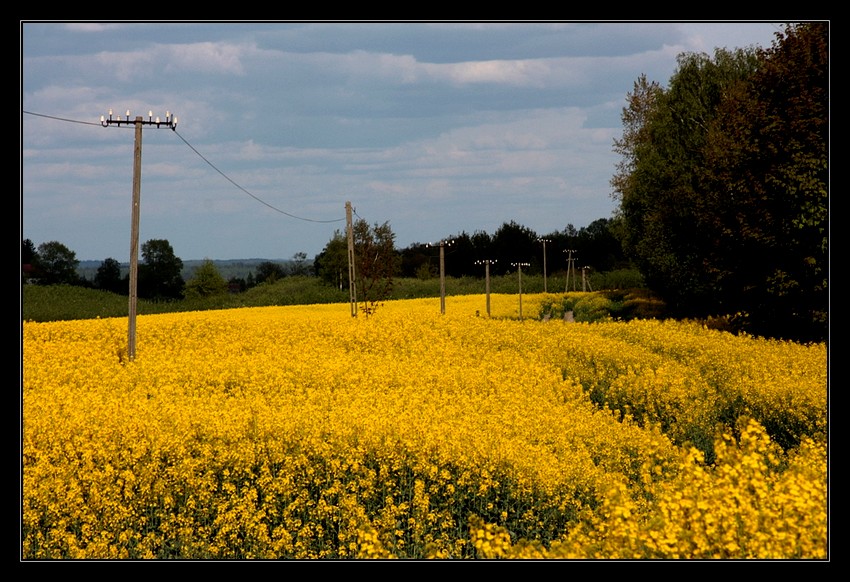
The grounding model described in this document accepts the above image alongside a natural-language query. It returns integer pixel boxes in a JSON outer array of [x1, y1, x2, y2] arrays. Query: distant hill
[[76, 258, 307, 282]]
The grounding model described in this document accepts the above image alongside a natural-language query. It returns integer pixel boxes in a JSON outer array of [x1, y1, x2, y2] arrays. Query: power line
[[22, 110, 345, 225], [22, 110, 101, 127], [171, 129, 344, 224]]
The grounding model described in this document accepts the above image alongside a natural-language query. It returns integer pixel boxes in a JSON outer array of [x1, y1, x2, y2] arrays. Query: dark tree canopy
[[94, 257, 126, 294], [138, 239, 184, 300], [33, 240, 80, 285], [699, 22, 828, 341], [612, 23, 828, 341], [22, 239, 37, 265], [353, 219, 398, 315], [184, 259, 229, 299], [314, 231, 348, 289], [289, 252, 309, 276], [490, 221, 540, 276], [22, 239, 38, 282], [254, 261, 287, 285]]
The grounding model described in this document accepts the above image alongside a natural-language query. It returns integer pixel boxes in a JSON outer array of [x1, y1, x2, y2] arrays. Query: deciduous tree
[[138, 239, 184, 300], [699, 22, 828, 341], [184, 259, 229, 299], [353, 219, 398, 315], [33, 241, 80, 286], [611, 25, 826, 341], [254, 261, 287, 285], [314, 231, 348, 288], [94, 257, 125, 294]]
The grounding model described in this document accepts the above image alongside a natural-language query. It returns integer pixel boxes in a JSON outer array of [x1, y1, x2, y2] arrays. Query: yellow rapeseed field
[[22, 294, 828, 560]]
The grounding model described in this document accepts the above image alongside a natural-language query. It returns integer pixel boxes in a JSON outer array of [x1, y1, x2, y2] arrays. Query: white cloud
[[164, 41, 251, 75], [429, 59, 553, 87]]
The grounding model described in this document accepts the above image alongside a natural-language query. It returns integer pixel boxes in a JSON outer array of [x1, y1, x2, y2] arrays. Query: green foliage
[[537, 288, 667, 323], [183, 259, 229, 300], [139, 239, 184, 300], [23, 285, 133, 322], [94, 258, 125, 294], [289, 252, 310, 276], [590, 268, 645, 290], [314, 230, 348, 288], [32, 241, 80, 285], [698, 23, 829, 342], [353, 219, 398, 315], [238, 275, 348, 306], [572, 294, 614, 322], [612, 24, 828, 342], [254, 261, 287, 285]]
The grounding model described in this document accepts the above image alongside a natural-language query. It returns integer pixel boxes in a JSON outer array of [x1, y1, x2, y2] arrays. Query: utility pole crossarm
[[101, 109, 178, 130]]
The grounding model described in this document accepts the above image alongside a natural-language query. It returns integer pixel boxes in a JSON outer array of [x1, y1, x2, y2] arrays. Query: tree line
[[313, 218, 628, 286], [22, 238, 315, 301], [22, 215, 625, 301]]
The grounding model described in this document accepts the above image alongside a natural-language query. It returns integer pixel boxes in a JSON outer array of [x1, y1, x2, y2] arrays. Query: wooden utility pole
[[582, 266, 593, 292], [345, 201, 357, 317], [512, 262, 530, 320], [564, 249, 577, 292], [538, 238, 550, 293], [475, 259, 496, 317], [128, 117, 142, 360], [439, 241, 446, 315], [102, 109, 177, 360], [428, 239, 452, 314]]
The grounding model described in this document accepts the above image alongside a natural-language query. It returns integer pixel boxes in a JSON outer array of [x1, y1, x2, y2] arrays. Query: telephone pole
[[475, 259, 496, 316], [564, 249, 578, 292], [538, 238, 551, 293], [581, 266, 593, 292], [345, 201, 357, 317], [428, 239, 453, 314], [511, 262, 530, 320], [102, 109, 177, 361]]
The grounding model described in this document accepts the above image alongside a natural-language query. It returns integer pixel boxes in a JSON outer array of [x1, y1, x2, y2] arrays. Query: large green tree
[[699, 22, 828, 341], [314, 230, 348, 288], [613, 49, 760, 314], [138, 239, 184, 300], [490, 221, 539, 276], [94, 257, 126, 294], [184, 259, 229, 300], [32, 241, 80, 285], [612, 24, 827, 341], [352, 219, 398, 315]]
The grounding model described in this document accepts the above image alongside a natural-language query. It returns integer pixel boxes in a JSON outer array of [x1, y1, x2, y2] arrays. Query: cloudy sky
[[21, 21, 785, 262]]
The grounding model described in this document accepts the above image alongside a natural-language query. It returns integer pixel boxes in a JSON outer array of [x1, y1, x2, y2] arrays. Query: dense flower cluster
[[22, 294, 827, 559]]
